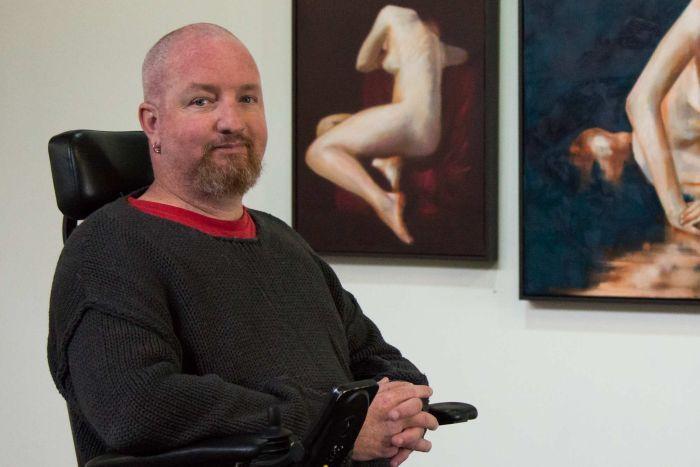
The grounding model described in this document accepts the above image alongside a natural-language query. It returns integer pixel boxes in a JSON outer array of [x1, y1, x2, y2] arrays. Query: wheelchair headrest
[[48, 130, 153, 220]]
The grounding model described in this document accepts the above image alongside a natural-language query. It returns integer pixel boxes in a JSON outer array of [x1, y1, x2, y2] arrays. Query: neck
[[139, 180, 245, 221]]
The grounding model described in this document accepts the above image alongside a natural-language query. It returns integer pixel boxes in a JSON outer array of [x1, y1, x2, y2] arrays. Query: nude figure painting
[[294, 0, 497, 259], [521, 0, 700, 302]]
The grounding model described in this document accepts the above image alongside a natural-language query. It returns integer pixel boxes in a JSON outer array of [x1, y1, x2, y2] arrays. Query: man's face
[[154, 35, 268, 197]]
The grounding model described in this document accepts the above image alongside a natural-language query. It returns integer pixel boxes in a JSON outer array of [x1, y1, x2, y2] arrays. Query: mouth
[[213, 142, 247, 151], [209, 142, 250, 159]]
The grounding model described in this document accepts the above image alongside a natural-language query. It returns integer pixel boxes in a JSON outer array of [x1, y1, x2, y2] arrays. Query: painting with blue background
[[522, 0, 689, 296]]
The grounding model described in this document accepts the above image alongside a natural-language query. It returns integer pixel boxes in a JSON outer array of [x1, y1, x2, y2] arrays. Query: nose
[[215, 101, 245, 134]]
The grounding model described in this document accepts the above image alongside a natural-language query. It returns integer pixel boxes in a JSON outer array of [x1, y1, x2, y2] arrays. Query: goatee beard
[[192, 138, 263, 198]]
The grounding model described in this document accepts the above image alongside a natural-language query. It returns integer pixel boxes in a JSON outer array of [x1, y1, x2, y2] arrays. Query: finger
[[683, 200, 700, 212], [681, 204, 700, 219], [391, 427, 425, 448], [682, 202, 700, 219], [383, 384, 433, 409], [381, 445, 400, 459], [681, 223, 700, 235], [681, 205, 700, 224], [388, 397, 423, 421], [681, 209, 700, 226], [389, 448, 412, 467], [377, 380, 411, 395], [372, 383, 428, 417], [379, 380, 412, 391], [671, 219, 700, 235], [404, 411, 439, 431], [407, 437, 432, 453]]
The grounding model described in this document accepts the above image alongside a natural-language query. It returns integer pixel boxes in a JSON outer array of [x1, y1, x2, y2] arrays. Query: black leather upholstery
[[85, 432, 299, 467], [429, 402, 478, 425], [48, 130, 152, 222], [85, 412, 305, 467]]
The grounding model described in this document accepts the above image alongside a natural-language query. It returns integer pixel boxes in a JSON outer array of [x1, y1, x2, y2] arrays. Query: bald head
[[142, 23, 242, 104]]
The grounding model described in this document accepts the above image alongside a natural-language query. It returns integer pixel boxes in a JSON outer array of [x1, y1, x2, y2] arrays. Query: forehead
[[165, 36, 261, 90]]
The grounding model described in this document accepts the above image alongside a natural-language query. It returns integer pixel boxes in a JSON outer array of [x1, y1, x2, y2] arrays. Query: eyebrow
[[183, 83, 261, 93], [239, 83, 261, 93], [183, 83, 218, 94]]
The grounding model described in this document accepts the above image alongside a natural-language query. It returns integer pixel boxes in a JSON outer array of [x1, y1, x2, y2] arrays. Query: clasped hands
[[352, 378, 439, 466]]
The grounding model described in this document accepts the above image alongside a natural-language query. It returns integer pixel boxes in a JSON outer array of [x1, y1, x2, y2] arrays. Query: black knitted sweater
[[47, 195, 427, 466]]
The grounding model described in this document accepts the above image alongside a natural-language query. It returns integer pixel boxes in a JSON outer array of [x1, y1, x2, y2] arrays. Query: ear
[[138, 102, 159, 140]]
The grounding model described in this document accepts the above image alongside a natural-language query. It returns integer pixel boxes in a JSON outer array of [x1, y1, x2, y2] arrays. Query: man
[[48, 23, 437, 467]]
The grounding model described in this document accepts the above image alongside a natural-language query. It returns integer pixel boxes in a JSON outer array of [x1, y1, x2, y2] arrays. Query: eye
[[190, 97, 212, 107], [240, 95, 259, 104]]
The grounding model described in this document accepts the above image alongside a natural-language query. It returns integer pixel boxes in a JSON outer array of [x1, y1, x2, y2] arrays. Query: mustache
[[204, 133, 254, 154]]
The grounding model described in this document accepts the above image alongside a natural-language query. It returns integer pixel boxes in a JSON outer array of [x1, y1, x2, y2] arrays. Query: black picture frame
[[293, 0, 498, 260]]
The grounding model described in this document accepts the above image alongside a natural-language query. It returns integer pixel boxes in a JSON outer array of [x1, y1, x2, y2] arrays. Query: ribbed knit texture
[[47, 194, 427, 466]]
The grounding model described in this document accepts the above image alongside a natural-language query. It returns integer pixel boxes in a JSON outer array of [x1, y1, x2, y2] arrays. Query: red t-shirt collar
[[127, 196, 257, 239]]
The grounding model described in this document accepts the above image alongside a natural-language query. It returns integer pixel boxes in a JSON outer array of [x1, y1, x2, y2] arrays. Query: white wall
[[2, 1, 699, 466]]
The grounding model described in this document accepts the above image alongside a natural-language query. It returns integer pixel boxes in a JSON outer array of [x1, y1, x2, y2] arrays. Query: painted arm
[[356, 6, 421, 73], [626, 0, 700, 233], [356, 6, 395, 73]]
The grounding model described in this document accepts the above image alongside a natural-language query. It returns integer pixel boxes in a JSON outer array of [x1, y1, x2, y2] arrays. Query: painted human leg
[[371, 156, 402, 192], [306, 104, 422, 244], [317, 114, 404, 193]]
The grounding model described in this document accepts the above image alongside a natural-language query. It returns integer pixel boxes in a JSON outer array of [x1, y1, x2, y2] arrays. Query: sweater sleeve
[[66, 306, 325, 455], [312, 255, 428, 387], [312, 257, 428, 467]]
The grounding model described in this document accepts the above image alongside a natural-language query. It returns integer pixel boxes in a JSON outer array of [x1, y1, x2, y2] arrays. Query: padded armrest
[[86, 434, 302, 467], [86, 435, 266, 466], [86, 408, 302, 467], [428, 402, 478, 425]]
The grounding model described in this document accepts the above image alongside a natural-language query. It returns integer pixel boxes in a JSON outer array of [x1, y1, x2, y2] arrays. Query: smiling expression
[[145, 32, 268, 198]]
